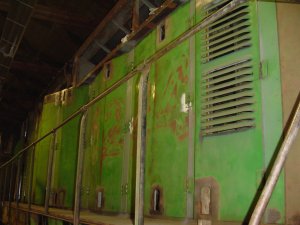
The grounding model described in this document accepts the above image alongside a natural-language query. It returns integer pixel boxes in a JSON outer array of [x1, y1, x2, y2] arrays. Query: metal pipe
[[28, 146, 35, 210], [73, 111, 88, 225], [8, 163, 14, 225], [0, 0, 246, 173], [15, 157, 21, 203], [249, 94, 300, 225], [0, 170, 3, 204], [134, 68, 149, 225], [45, 132, 56, 213], [1, 166, 8, 203]]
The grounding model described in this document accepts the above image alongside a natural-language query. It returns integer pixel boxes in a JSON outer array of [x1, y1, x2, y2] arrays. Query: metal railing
[[249, 93, 300, 225], [1, 0, 295, 225]]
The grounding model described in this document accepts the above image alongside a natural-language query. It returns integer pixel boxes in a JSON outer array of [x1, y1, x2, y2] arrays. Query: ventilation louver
[[201, 59, 255, 135], [201, 0, 251, 63]]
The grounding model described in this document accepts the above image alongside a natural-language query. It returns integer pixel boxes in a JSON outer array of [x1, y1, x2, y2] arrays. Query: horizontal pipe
[[0, 0, 247, 169], [249, 94, 300, 225]]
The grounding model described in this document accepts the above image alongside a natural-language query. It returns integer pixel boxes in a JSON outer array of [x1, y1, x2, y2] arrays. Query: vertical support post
[[186, 0, 196, 218], [45, 131, 56, 213], [72, 56, 79, 87], [132, 0, 140, 32], [73, 111, 88, 225], [8, 163, 14, 225], [28, 146, 35, 210], [15, 156, 22, 224], [249, 94, 300, 225], [1, 166, 8, 204], [134, 67, 149, 225], [15, 157, 21, 205], [0, 169, 3, 204], [121, 50, 135, 212]]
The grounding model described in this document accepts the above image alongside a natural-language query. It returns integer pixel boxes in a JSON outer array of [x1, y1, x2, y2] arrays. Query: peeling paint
[[129, 117, 134, 134], [151, 84, 156, 99], [181, 93, 191, 113]]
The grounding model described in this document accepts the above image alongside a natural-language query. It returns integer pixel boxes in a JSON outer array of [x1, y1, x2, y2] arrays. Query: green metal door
[[33, 92, 61, 205], [144, 41, 191, 218], [195, 0, 284, 222]]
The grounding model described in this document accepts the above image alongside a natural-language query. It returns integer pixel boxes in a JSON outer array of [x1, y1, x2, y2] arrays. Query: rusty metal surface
[[195, 177, 219, 221], [0, 1, 292, 225], [134, 67, 149, 225], [0, 0, 247, 171], [76, 0, 183, 86]]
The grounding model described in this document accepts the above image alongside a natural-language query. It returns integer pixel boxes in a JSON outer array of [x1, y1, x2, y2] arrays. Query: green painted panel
[[257, 1, 285, 222], [134, 30, 156, 67], [29, 214, 40, 225], [82, 68, 107, 210], [83, 56, 137, 213], [56, 86, 88, 208], [145, 41, 190, 218], [3, 1, 286, 224], [156, 2, 192, 49], [33, 100, 59, 205], [99, 84, 126, 212], [22, 116, 40, 203], [195, 0, 265, 221], [48, 218, 64, 225], [106, 53, 132, 87]]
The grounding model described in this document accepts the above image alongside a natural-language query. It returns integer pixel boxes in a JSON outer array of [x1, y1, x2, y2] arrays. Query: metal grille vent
[[201, 0, 251, 63], [201, 59, 255, 135]]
